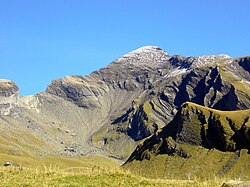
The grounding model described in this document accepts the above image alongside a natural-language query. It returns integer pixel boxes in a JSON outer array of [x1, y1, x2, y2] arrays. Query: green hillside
[[124, 102, 250, 180]]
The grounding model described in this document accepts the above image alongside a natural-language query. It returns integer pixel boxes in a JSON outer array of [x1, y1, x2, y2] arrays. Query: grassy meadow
[[0, 153, 232, 187], [0, 165, 227, 187]]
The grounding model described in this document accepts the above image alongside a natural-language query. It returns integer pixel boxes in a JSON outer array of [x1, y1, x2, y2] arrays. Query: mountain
[[0, 46, 249, 163], [124, 102, 250, 180]]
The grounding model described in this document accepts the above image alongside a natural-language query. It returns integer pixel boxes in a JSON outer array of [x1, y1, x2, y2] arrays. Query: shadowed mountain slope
[[124, 102, 250, 179]]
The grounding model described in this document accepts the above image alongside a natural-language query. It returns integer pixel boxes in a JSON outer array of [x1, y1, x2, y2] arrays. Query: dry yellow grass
[[0, 152, 232, 186], [0, 165, 228, 187]]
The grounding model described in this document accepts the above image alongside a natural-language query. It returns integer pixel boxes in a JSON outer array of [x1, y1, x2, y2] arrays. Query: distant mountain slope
[[0, 46, 249, 162], [124, 102, 250, 180]]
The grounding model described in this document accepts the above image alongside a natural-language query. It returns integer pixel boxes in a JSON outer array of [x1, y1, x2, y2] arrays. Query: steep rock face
[[168, 102, 250, 151], [156, 55, 250, 113], [46, 46, 171, 109], [237, 56, 250, 74], [46, 76, 109, 108]]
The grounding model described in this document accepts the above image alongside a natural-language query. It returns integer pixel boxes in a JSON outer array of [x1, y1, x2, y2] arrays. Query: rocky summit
[[0, 46, 249, 179]]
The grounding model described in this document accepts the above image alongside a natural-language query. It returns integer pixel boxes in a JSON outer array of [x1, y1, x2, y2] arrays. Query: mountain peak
[[125, 46, 168, 56], [130, 45, 165, 52], [114, 46, 170, 66]]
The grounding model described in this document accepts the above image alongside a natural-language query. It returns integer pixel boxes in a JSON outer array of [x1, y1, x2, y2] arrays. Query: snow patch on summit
[[115, 46, 170, 67]]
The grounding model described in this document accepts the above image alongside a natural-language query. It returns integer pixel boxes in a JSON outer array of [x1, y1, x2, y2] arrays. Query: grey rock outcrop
[[0, 79, 19, 97], [0, 79, 19, 116]]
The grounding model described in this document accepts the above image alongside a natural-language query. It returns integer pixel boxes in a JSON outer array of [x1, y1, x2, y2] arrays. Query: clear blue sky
[[1, 0, 250, 95]]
